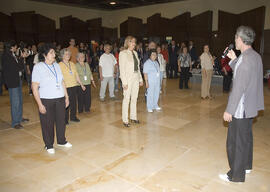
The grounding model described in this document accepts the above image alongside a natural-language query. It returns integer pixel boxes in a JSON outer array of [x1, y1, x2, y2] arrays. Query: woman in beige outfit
[[119, 36, 144, 127], [200, 45, 214, 99]]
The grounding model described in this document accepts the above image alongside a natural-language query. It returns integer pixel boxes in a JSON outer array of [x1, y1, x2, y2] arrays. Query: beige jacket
[[119, 49, 143, 85]]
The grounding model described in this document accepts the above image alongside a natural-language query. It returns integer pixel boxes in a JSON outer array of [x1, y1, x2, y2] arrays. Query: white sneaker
[[246, 169, 252, 174], [58, 142, 72, 148], [219, 174, 230, 182], [147, 109, 153, 113], [46, 148, 55, 154], [155, 107, 162, 111]]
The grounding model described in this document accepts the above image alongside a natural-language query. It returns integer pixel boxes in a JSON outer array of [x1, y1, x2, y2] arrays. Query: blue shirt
[[143, 59, 160, 81], [32, 62, 65, 99]]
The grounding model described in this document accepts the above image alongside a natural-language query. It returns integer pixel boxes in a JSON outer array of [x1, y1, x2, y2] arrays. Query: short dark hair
[[38, 43, 55, 62], [149, 49, 157, 56], [4, 40, 17, 53]]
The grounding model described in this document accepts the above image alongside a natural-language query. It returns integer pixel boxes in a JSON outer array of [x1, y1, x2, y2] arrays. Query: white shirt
[[231, 55, 245, 119], [99, 53, 117, 77], [158, 53, 166, 72], [32, 62, 65, 99]]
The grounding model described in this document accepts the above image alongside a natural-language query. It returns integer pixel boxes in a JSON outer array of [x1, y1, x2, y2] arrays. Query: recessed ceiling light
[[110, 1, 116, 5]]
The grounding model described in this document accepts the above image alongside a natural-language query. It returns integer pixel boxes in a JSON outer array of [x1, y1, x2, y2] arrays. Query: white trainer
[[58, 142, 72, 148], [155, 107, 162, 111], [147, 109, 153, 113], [246, 169, 252, 174], [46, 148, 55, 154], [219, 174, 230, 182]]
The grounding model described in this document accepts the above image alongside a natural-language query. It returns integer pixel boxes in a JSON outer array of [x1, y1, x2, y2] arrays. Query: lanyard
[[63, 61, 72, 73], [44, 62, 58, 84], [152, 60, 159, 73]]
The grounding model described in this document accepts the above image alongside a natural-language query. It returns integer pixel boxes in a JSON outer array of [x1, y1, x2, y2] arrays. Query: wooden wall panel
[[120, 17, 143, 38], [171, 12, 190, 43], [72, 17, 88, 43], [0, 12, 15, 41], [239, 6, 265, 54], [35, 14, 56, 43], [147, 13, 162, 37], [188, 11, 213, 56], [11, 11, 36, 44]]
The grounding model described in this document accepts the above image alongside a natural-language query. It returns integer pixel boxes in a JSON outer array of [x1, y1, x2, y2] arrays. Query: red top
[[114, 52, 119, 66], [221, 56, 232, 72], [161, 49, 169, 63]]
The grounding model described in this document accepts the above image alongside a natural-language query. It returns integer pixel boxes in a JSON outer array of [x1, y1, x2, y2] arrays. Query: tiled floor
[[0, 78, 269, 192]]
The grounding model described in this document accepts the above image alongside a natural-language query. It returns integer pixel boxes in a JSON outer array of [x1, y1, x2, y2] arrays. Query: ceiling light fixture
[[110, 1, 116, 5]]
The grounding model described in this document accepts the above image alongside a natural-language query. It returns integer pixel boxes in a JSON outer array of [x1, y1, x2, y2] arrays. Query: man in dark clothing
[[168, 40, 179, 78], [188, 40, 198, 68]]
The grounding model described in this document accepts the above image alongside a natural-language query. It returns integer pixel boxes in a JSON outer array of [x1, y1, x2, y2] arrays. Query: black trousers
[[77, 84, 91, 113], [226, 117, 253, 182], [66, 86, 78, 122], [179, 67, 190, 89], [168, 63, 178, 78], [40, 97, 67, 149], [223, 71, 233, 92]]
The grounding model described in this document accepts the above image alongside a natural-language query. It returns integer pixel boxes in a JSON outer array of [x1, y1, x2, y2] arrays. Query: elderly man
[[219, 26, 264, 183], [99, 44, 117, 101]]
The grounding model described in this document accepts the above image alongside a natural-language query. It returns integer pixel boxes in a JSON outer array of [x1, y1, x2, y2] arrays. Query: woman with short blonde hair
[[119, 36, 144, 127]]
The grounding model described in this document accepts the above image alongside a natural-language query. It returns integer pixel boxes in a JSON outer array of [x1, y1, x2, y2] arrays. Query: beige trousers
[[201, 69, 213, 98], [122, 73, 140, 123]]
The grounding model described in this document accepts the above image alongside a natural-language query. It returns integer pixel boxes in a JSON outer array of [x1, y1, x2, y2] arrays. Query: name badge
[[84, 75, 87, 81], [69, 71, 73, 75], [157, 73, 160, 77], [19, 71, 22, 76], [56, 83, 60, 89]]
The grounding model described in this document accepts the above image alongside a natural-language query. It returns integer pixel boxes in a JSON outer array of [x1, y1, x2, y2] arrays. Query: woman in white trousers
[[119, 36, 143, 127]]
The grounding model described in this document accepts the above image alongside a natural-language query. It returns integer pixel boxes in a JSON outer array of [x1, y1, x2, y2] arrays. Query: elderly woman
[[59, 48, 85, 124], [119, 36, 143, 127], [200, 45, 214, 99], [143, 49, 161, 113], [178, 46, 192, 89], [32, 43, 72, 154], [76, 52, 96, 113]]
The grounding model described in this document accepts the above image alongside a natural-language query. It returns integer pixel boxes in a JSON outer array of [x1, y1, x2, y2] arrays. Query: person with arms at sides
[[221, 56, 233, 92], [2, 40, 29, 129], [59, 48, 86, 124], [26, 44, 37, 95], [189, 40, 198, 68], [157, 46, 166, 93], [142, 41, 157, 64], [67, 38, 79, 64], [76, 52, 96, 113], [161, 43, 169, 79], [119, 36, 144, 127], [32, 43, 72, 154], [168, 40, 179, 79], [200, 45, 214, 99], [99, 44, 117, 102], [220, 26, 264, 183], [143, 49, 161, 113], [178, 46, 192, 89]]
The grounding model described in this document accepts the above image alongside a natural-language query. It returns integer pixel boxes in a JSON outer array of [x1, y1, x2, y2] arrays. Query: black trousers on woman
[[40, 97, 67, 149], [77, 84, 91, 113], [179, 67, 190, 89], [66, 86, 78, 122], [226, 117, 253, 182]]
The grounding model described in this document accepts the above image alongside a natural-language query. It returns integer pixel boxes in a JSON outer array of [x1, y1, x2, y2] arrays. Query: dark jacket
[[168, 46, 179, 66], [226, 48, 264, 118], [2, 51, 24, 88]]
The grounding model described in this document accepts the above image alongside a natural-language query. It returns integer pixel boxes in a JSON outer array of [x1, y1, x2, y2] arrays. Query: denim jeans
[[8, 80, 23, 127]]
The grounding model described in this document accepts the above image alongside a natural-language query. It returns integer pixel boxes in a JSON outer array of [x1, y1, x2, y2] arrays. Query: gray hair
[[236, 26, 256, 45], [60, 48, 71, 58], [76, 52, 85, 60]]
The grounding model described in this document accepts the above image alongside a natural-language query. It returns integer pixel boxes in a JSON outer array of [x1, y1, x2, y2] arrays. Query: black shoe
[[21, 118, 29, 123], [123, 122, 130, 127], [66, 121, 69, 125], [70, 118, 80, 122], [14, 124, 23, 129], [131, 119, 140, 124]]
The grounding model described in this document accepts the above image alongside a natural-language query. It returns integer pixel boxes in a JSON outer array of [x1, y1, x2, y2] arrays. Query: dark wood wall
[[263, 29, 270, 72], [120, 17, 143, 39], [0, 13, 15, 41]]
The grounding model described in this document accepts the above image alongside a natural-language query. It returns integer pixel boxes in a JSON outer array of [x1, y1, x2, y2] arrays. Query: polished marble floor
[[0, 78, 269, 192]]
